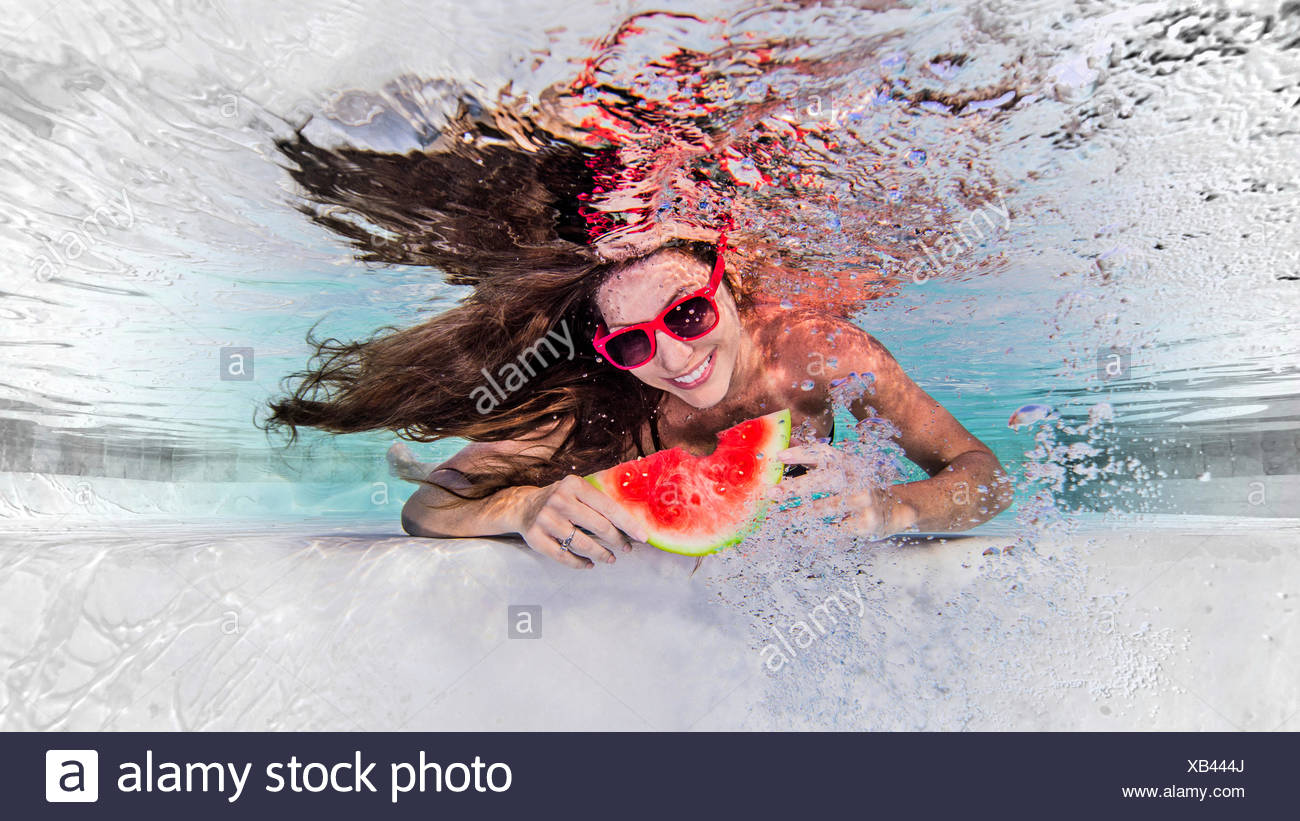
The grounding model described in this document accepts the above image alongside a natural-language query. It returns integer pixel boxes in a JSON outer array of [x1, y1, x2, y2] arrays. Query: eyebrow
[[608, 285, 694, 331]]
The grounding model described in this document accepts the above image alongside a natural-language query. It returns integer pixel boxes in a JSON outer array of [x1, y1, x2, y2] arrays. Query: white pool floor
[[2, 517, 1297, 731]]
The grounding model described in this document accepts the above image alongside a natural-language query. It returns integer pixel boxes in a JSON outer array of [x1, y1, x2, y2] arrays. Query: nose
[[654, 330, 694, 374]]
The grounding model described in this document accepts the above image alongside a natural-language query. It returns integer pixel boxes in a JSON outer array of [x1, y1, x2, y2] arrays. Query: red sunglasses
[[592, 235, 727, 370]]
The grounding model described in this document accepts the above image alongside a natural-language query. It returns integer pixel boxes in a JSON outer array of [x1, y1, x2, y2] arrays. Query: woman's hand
[[511, 475, 651, 569], [773, 443, 917, 540]]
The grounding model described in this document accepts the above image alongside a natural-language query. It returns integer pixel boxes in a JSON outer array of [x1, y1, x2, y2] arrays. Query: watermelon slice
[[585, 409, 791, 556]]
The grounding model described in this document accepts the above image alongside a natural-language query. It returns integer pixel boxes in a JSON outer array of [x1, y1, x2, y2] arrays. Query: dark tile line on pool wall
[[1, 417, 1297, 517]]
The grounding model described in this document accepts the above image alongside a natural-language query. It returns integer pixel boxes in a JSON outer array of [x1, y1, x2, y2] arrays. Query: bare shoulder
[[749, 303, 893, 373]]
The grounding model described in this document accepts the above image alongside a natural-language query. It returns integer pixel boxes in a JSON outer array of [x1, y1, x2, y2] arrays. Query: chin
[[672, 369, 730, 409], [678, 388, 722, 409]]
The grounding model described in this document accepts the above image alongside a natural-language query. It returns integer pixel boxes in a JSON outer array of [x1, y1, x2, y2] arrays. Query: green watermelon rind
[[585, 409, 792, 556]]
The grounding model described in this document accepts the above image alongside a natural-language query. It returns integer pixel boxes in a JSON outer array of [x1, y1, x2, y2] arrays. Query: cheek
[[628, 366, 662, 387], [720, 304, 742, 349]]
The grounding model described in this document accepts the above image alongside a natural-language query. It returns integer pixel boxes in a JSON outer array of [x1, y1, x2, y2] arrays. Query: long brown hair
[[265, 96, 751, 498]]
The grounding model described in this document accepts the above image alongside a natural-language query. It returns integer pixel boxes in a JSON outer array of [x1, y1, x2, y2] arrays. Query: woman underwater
[[266, 89, 1014, 569]]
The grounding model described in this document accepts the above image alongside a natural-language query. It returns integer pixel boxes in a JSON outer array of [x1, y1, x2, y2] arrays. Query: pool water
[[1, 0, 1297, 730]]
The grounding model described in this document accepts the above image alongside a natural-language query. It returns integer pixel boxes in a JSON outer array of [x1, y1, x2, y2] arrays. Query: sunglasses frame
[[592, 235, 728, 370]]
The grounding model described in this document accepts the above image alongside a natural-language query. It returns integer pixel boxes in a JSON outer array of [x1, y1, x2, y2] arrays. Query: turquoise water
[[2, 0, 1297, 524]]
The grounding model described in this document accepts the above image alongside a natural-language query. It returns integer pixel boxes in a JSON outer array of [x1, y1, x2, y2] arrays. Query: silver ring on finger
[[559, 524, 578, 551]]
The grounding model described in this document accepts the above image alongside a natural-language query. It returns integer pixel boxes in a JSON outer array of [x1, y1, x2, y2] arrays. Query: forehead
[[595, 250, 711, 328]]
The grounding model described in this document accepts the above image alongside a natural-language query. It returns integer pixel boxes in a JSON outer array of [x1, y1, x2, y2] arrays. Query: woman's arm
[[400, 419, 650, 569], [777, 313, 1013, 536], [842, 330, 1013, 533], [400, 439, 554, 540]]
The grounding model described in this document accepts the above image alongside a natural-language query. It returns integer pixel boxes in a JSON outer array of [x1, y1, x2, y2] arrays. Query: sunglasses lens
[[605, 329, 653, 368], [664, 296, 718, 339]]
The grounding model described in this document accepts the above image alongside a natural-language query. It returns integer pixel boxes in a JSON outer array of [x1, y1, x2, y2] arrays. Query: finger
[[562, 529, 617, 565], [775, 471, 818, 493], [539, 487, 622, 555], [775, 443, 839, 467], [771, 482, 811, 505], [525, 527, 592, 569], [771, 482, 842, 514], [555, 494, 632, 554], [771, 469, 834, 501], [570, 478, 652, 543], [807, 492, 846, 517], [539, 505, 617, 565]]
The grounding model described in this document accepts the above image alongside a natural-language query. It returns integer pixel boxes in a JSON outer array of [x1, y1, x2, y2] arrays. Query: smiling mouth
[[669, 351, 715, 389]]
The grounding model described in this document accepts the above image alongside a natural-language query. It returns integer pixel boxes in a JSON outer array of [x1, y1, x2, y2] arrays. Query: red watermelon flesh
[[585, 409, 791, 556]]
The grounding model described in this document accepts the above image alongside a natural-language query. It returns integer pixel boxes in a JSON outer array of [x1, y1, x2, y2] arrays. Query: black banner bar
[[6, 732, 1292, 818]]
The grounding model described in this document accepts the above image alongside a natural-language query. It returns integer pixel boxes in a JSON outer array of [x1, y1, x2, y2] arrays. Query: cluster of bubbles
[[538, 8, 1015, 316], [693, 389, 1176, 729]]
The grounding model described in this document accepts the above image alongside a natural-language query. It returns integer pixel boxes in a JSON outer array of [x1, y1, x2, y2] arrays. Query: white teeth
[[672, 354, 711, 385]]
